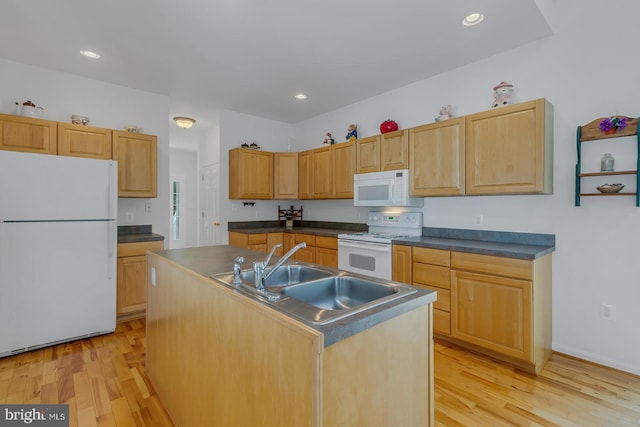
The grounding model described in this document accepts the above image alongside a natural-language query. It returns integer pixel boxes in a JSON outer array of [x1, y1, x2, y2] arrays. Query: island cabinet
[[146, 249, 433, 427], [0, 113, 58, 155], [409, 118, 466, 196], [116, 240, 163, 320], [229, 147, 273, 200], [57, 123, 112, 160], [449, 251, 552, 374], [465, 98, 553, 195], [380, 129, 409, 171], [112, 131, 158, 198], [356, 135, 381, 173], [274, 152, 298, 199], [332, 141, 356, 198]]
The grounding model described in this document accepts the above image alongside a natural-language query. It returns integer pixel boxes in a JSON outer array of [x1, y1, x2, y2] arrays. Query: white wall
[[0, 58, 171, 239], [169, 149, 199, 248], [289, 0, 640, 374]]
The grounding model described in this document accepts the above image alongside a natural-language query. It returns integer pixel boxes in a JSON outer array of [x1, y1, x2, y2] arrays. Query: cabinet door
[[229, 148, 273, 199], [0, 113, 57, 155], [58, 123, 112, 160], [267, 232, 284, 256], [117, 255, 147, 315], [283, 233, 295, 253], [311, 146, 333, 199], [274, 152, 298, 199], [392, 244, 412, 284], [316, 247, 337, 268], [112, 131, 157, 198], [410, 118, 465, 196], [356, 135, 381, 173], [294, 246, 316, 263], [380, 130, 408, 171], [228, 231, 248, 248], [465, 98, 552, 195], [298, 150, 312, 199], [451, 270, 533, 362], [332, 141, 356, 199]]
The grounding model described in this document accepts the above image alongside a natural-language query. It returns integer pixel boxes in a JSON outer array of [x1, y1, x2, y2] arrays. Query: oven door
[[338, 239, 392, 280]]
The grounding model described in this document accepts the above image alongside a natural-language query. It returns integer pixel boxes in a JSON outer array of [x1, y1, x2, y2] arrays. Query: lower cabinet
[[315, 236, 338, 268], [399, 245, 553, 374], [116, 240, 164, 320], [228, 231, 267, 253], [293, 233, 316, 263]]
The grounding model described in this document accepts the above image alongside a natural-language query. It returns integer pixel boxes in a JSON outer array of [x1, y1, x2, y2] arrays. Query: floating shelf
[[575, 116, 640, 207]]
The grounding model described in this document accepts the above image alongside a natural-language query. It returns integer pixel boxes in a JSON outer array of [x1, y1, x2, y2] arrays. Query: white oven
[[338, 211, 422, 280]]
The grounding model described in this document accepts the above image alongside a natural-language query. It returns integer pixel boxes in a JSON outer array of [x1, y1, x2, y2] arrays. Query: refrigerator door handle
[[107, 221, 115, 280], [108, 161, 117, 220]]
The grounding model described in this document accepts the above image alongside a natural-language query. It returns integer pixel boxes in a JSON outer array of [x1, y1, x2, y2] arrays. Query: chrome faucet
[[233, 256, 244, 287], [253, 242, 306, 291]]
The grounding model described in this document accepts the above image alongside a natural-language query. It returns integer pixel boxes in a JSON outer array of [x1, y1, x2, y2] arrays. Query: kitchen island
[[145, 245, 436, 427]]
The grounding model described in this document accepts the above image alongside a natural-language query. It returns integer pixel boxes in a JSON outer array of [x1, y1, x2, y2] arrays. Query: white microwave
[[353, 169, 423, 207]]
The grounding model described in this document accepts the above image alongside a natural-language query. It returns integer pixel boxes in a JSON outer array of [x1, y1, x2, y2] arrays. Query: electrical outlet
[[151, 267, 156, 286], [145, 201, 152, 213], [475, 215, 484, 225], [601, 303, 616, 321]]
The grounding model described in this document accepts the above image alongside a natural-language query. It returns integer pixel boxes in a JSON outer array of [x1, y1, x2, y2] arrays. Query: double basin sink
[[211, 264, 416, 325]]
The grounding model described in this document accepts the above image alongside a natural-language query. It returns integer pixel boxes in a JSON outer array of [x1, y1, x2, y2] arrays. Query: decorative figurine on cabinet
[[491, 81, 514, 108], [323, 133, 335, 145], [434, 105, 453, 122], [345, 124, 358, 142]]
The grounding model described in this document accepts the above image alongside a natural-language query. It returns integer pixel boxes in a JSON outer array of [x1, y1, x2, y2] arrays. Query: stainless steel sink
[[281, 275, 398, 310], [212, 264, 334, 289]]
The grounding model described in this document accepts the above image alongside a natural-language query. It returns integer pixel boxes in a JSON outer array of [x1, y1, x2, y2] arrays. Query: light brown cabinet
[[450, 251, 552, 374], [315, 236, 338, 268], [112, 131, 157, 198], [465, 98, 553, 195], [412, 247, 452, 336], [116, 240, 164, 320], [356, 135, 381, 173], [293, 233, 316, 263], [58, 123, 112, 160], [409, 118, 465, 196], [0, 113, 57, 155], [311, 146, 333, 199], [380, 129, 409, 170], [229, 148, 273, 200], [228, 231, 268, 253], [298, 150, 312, 199], [392, 244, 412, 285], [332, 141, 356, 199], [267, 232, 284, 256], [274, 152, 298, 199]]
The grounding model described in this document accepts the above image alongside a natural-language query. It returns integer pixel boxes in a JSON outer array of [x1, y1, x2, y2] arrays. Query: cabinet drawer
[[412, 262, 450, 289], [295, 233, 316, 246], [414, 283, 450, 312], [451, 252, 532, 280], [413, 247, 450, 267], [433, 308, 451, 335], [118, 241, 164, 257], [247, 233, 267, 245], [315, 235, 337, 249]]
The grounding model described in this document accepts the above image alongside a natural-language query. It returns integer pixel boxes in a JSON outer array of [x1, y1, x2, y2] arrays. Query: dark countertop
[[154, 244, 436, 347], [118, 225, 165, 244], [228, 220, 367, 238]]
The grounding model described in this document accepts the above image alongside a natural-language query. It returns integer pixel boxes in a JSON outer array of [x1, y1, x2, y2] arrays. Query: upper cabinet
[[274, 152, 298, 199], [465, 99, 553, 195], [410, 118, 466, 196], [112, 131, 158, 198], [0, 113, 57, 155], [356, 135, 381, 173], [58, 123, 112, 160], [380, 129, 409, 171], [229, 147, 273, 199], [333, 141, 356, 198], [311, 145, 333, 199], [298, 150, 312, 199]]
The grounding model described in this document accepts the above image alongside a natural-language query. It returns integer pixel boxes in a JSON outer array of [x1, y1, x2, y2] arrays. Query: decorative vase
[[601, 153, 614, 172]]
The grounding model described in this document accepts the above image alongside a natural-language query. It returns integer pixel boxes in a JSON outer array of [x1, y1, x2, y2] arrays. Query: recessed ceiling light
[[80, 50, 101, 59], [462, 13, 484, 26], [294, 93, 308, 100]]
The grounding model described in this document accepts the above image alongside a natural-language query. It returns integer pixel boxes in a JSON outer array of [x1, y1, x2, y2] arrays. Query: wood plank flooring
[[1, 319, 639, 426]]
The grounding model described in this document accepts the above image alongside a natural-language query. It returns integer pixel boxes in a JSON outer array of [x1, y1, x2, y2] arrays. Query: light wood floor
[[1, 319, 639, 426]]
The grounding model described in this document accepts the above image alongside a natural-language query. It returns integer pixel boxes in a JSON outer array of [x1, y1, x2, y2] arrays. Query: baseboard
[[552, 344, 640, 377]]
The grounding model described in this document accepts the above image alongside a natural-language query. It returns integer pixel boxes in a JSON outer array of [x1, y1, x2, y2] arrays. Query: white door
[[200, 163, 221, 246]]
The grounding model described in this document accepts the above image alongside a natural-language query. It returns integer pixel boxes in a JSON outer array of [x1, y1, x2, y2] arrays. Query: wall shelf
[[575, 116, 640, 206]]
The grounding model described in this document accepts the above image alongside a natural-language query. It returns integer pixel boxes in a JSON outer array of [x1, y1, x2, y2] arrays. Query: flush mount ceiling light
[[80, 50, 101, 59], [294, 93, 308, 100], [462, 13, 484, 26], [173, 116, 196, 128]]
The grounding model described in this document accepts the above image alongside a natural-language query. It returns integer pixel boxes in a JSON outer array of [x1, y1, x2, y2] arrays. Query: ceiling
[[0, 1, 552, 131]]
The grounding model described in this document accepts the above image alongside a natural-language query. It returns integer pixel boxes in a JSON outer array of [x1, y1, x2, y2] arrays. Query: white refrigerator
[[0, 150, 117, 357]]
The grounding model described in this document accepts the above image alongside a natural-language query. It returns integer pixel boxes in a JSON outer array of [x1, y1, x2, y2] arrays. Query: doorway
[[200, 163, 221, 246]]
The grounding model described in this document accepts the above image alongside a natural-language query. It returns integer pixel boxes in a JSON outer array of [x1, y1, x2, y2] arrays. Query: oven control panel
[[366, 211, 422, 229]]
